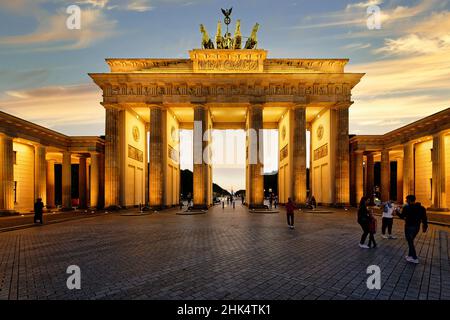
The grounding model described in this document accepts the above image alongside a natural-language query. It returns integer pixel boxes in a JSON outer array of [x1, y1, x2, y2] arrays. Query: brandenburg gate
[[89, 15, 364, 210]]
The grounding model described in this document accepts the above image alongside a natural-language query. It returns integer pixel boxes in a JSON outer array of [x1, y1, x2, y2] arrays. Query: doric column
[[432, 132, 447, 210], [90, 153, 101, 208], [381, 149, 390, 202], [144, 123, 149, 206], [333, 105, 350, 206], [62, 151, 72, 209], [365, 153, 374, 199], [354, 152, 364, 204], [193, 104, 210, 208], [291, 105, 307, 205], [403, 142, 414, 197], [0, 134, 15, 213], [34, 145, 47, 205], [247, 104, 264, 208], [149, 105, 166, 208], [396, 158, 404, 204], [78, 155, 88, 209], [46, 159, 56, 208], [104, 105, 122, 208]]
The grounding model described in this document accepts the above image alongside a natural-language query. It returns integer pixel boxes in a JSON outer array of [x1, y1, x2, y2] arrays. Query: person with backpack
[[397, 195, 428, 264], [381, 200, 396, 239]]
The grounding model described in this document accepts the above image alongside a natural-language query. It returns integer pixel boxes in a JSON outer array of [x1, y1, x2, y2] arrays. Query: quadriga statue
[[244, 23, 259, 49], [200, 24, 214, 49]]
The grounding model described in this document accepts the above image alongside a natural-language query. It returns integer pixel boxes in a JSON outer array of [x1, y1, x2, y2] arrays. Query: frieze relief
[[103, 82, 351, 99]]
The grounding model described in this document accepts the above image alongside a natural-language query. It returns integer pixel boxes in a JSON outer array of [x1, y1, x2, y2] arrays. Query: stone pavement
[[0, 202, 449, 300]]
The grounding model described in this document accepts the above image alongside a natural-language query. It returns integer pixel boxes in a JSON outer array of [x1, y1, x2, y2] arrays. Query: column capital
[[334, 102, 352, 110], [248, 103, 264, 109], [432, 131, 447, 139], [102, 103, 123, 111], [0, 132, 13, 140], [148, 103, 164, 110], [193, 103, 208, 111], [291, 103, 307, 110]]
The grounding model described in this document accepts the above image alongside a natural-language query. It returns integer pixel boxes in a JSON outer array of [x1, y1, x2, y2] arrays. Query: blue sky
[[1, 0, 449, 190]]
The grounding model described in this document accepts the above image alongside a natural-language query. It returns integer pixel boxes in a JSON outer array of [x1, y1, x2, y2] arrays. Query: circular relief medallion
[[317, 125, 324, 141], [132, 126, 140, 142], [171, 126, 178, 142], [282, 125, 287, 141]]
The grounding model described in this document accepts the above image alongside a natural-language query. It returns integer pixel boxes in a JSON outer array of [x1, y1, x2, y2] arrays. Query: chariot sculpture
[[200, 8, 260, 50]]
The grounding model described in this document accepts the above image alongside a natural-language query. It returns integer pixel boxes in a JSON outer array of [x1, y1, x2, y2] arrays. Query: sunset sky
[[1, 0, 449, 191]]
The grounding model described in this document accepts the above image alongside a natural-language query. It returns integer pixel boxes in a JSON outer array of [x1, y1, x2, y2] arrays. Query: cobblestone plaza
[[1, 204, 449, 300]]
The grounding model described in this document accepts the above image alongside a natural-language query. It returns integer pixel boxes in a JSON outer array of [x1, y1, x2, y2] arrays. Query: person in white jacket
[[381, 200, 397, 239]]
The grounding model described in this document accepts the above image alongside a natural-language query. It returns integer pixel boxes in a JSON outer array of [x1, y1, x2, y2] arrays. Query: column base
[[427, 207, 450, 212], [248, 204, 268, 210], [0, 210, 17, 217], [104, 205, 122, 211], [190, 204, 209, 210]]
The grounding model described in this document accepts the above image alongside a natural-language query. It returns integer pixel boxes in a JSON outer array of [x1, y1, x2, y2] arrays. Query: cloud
[[349, 95, 449, 135], [342, 43, 371, 50], [0, 83, 105, 136], [0, 8, 117, 51], [346, 0, 383, 10]]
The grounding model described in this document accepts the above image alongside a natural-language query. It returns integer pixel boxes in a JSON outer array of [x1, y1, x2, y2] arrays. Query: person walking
[[397, 195, 428, 264], [357, 196, 371, 249], [368, 210, 377, 248], [269, 193, 274, 209], [381, 200, 396, 239], [34, 198, 44, 224], [286, 197, 296, 229]]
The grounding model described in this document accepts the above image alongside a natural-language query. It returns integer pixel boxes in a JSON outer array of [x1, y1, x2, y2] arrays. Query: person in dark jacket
[[34, 198, 44, 224], [357, 196, 372, 249], [397, 195, 428, 264], [285, 197, 296, 229]]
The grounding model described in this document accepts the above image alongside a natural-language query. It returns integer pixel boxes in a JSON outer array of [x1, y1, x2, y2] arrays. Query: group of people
[[357, 195, 428, 264]]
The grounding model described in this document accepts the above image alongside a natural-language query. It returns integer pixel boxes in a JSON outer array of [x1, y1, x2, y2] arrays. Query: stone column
[[247, 104, 264, 208], [78, 155, 88, 209], [355, 152, 364, 204], [89, 153, 101, 208], [432, 132, 447, 210], [366, 153, 374, 199], [62, 151, 72, 210], [0, 134, 15, 213], [403, 142, 414, 197], [34, 145, 47, 205], [396, 158, 404, 204], [333, 105, 350, 206], [46, 159, 56, 208], [104, 106, 121, 208], [144, 123, 149, 206], [149, 106, 165, 208], [193, 105, 210, 209], [291, 106, 307, 205], [381, 149, 390, 202]]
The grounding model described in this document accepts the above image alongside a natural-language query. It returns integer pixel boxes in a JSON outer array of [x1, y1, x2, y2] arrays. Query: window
[[13, 151, 17, 164], [14, 181, 17, 204]]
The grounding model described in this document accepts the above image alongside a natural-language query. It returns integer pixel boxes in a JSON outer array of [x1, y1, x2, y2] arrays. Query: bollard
[[233, 201, 235, 209]]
